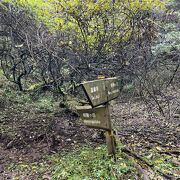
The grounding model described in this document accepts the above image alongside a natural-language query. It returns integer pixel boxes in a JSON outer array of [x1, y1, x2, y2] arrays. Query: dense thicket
[[0, 1, 167, 89], [0, 0, 179, 116]]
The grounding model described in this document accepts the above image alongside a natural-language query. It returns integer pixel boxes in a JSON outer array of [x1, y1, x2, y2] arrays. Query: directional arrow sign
[[81, 77, 120, 107]]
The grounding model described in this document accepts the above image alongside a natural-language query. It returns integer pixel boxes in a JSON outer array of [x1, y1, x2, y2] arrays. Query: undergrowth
[[8, 145, 137, 180], [7, 143, 180, 179]]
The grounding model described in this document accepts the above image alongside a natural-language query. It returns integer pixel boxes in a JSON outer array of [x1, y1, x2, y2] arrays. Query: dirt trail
[[0, 108, 101, 174]]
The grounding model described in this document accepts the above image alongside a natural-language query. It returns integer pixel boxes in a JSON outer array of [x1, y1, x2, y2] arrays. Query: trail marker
[[76, 105, 111, 130], [81, 77, 119, 107], [76, 77, 120, 157]]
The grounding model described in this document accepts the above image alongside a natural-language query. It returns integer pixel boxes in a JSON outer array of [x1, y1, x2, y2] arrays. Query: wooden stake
[[105, 130, 116, 157], [104, 104, 116, 159]]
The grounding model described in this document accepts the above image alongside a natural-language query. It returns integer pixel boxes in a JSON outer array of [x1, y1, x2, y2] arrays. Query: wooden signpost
[[76, 105, 111, 130], [76, 77, 120, 157], [81, 77, 120, 107]]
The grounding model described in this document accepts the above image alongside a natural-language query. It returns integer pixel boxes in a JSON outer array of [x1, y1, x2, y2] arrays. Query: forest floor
[[111, 88, 180, 179], [0, 87, 179, 179]]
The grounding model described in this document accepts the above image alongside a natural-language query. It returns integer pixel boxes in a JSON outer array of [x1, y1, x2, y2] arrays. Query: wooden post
[[105, 130, 116, 157], [104, 104, 116, 159]]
